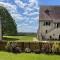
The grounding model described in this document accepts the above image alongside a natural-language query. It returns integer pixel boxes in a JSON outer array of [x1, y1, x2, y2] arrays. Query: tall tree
[[0, 6, 17, 35]]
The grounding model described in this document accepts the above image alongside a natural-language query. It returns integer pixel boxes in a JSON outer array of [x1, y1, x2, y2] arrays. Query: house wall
[[40, 21, 54, 34], [38, 21, 60, 40]]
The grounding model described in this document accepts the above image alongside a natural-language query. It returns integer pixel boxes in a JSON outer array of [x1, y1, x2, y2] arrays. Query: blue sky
[[0, 0, 60, 33]]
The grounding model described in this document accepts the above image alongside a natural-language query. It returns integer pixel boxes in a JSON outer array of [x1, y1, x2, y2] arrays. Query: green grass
[[3, 35, 35, 42], [0, 51, 60, 60]]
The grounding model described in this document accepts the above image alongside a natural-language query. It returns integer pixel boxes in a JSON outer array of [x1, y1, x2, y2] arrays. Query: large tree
[[0, 6, 17, 35]]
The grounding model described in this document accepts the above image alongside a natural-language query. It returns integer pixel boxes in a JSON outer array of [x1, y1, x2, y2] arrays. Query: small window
[[57, 23, 60, 28], [45, 30, 48, 33], [44, 21, 50, 26], [50, 36, 52, 39], [45, 9, 49, 15]]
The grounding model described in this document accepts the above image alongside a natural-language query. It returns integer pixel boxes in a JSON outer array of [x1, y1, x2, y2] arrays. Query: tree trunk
[[0, 17, 2, 40]]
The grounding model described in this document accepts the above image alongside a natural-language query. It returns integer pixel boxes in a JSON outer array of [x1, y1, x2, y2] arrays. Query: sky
[[0, 0, 60, 33]]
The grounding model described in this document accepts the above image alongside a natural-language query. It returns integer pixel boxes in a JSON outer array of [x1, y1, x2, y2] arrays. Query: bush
[[52, 42, 60, 54], [5, 42, 22, 53], [33, 49, 40, 54], [5, 42, 12, 52], [12, 46, 22, 53], [41, 43, 51, 53], [25, 48, 31, 53]]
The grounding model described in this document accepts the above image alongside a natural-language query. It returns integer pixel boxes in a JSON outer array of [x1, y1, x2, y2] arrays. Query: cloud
[[15, 0, 39, 32], [0, 2, 16, 11], [0, 2, 18, 20], [11, 13, 22, 20], [15, 0, 39, 14], [27, 12, 39, 16], [15, 0, 27, 8], [17, 23, 38, 33], [0, 0, 39, 32]]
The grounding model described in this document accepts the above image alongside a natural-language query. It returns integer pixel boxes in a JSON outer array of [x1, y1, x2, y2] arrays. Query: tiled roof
[[40, 6, 60, 22]]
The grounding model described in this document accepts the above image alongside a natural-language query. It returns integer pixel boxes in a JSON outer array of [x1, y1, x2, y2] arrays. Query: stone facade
[[38, 6, 60, 40]]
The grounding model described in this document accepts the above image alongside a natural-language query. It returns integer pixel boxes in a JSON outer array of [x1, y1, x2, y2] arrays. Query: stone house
[[38, 6, 60, 40]]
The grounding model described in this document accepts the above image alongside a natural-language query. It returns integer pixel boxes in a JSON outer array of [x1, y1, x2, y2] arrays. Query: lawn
[[0, 51, 60, 60], [3, 35, 35, 42]]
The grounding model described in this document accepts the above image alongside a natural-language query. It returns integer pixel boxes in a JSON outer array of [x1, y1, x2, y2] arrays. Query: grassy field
[[3, 35, 35, 42], [0, 51, 60, 60]]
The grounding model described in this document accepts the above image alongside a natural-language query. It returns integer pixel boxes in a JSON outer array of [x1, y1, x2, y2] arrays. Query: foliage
[[41, 43, 51, 53], [0, 6, 17, 35], [33, 49, 40, 53], [52, 42, 60, 53], [25, 48, 31, 53], [5, 42, 22, 53], [5, 42, 13, 52]]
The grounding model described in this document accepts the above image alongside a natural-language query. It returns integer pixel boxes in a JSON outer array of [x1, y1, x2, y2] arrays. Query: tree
[[0, 6, 17, 35]]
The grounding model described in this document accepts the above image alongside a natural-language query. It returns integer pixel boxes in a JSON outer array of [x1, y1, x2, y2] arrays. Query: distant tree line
[[0, 6, 17, 36], [17, 32, 37, 36]]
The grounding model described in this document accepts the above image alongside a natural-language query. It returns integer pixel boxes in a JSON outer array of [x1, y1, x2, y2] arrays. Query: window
[[44, 21, 50, 26], [50, 36, 52, 39], [57, 23, 60, 28], [45, 9, 50, 15], [45, 30, 48, 33]]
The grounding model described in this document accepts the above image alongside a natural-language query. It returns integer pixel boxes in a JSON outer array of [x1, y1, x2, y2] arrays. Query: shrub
[[5, 42, 12, 52], [10, 42, 22, 53], [25, 48, 31, 53], [12, 46, 22, 53], [5, 42, 22, 53], [41, 43, 51, 53], [33, 49, 40, 54], [52, 42, 60, 54]]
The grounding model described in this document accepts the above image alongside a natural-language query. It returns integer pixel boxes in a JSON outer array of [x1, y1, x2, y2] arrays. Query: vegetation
[[3, 35, 35, 42], [0, 51, 60, 60], [0, 6, 17, 35], [52, 42, 60, 53]]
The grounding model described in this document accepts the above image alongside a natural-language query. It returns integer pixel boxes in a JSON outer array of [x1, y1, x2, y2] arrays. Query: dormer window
[[45, 9, 50, 15]]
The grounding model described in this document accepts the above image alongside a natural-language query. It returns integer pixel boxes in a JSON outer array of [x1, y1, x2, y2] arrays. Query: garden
[[0, 5, 60, 60], [0, 41, 60, 60]]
